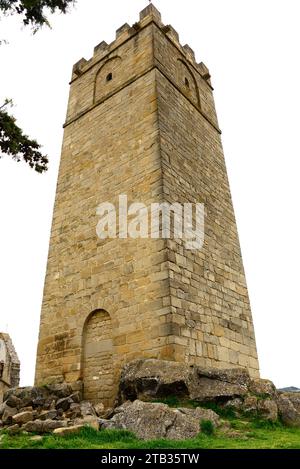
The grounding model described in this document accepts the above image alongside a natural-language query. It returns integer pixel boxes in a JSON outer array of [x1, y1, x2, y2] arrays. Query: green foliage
[[199, 402, 236, 420], [0, 101, 48, 172], [200, 419, 214, 436], [153, 396, 181, 407], [0, 0, 75, 31]]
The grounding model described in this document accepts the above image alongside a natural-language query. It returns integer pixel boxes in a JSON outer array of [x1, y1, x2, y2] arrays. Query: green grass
[[1, 421, 300, 449]]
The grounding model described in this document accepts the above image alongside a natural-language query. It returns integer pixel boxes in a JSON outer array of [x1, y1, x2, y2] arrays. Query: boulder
[[257, 399, 278, 422], [55, 397, 72, 412], [280, 393, 300, 413], [119, 359, 250, 404], [119, 359, 189, 402], [277, 396, 300, 427], [22, 419, 67, 433], [189, 368, 249, 402], [6, 395, 21, 408], [100, 400, 220, 441], [79, 401, 97, 417], [12, 411, 33, 425], [249, 379, 277, 398]]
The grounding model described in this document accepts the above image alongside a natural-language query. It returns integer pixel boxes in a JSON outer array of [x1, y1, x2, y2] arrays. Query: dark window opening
[[106, 73, 113, 82], [185, 77, 190, 88]]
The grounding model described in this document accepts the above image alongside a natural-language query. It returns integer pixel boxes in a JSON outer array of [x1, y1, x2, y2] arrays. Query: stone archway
[[82, 310, 114, 406]]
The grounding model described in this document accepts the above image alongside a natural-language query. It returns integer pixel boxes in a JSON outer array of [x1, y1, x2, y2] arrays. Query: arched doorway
[[82, 310, 114, 405]]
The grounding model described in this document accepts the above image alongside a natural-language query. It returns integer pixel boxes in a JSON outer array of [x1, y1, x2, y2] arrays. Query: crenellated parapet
[[66, 3, 218, 131], [70, 4, 212, 87]]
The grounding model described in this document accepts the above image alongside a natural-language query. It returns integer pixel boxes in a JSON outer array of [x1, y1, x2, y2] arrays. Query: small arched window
[[106, 72, 113, 82], [185, 77, 190, 88]]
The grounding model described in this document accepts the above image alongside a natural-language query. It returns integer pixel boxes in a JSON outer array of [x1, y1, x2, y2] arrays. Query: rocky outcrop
[[0, 382, 103, 434], [1, 359, 300, 439], [100, 400, 220, 440], [118, 359, 300, 428]]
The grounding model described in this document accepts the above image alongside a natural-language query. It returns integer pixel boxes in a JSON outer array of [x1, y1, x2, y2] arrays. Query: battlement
[[71, 3, 212, 88]]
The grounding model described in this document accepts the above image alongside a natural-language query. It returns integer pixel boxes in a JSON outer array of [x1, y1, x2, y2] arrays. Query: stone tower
[[35, 5, 259, 406]]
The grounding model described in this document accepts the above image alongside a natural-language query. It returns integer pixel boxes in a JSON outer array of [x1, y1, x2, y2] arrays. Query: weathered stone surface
[[277, 396, 300, 427], [22, 419, 67, 433], [243, 396, 258, 415], [120, 359, 250, 404], [23, 419, 44, 433], [56, 397, 72, 411], [257, 399, 278, 422], [12, 411, 33, 425], [223, 398, 243, 412], [6, 395, 21, 408], [280, 393, 300, 413], [119, 359, 189, 401], [53, 425, 85, 436], [80, 401, 97, 417], [73, 416, 99, 431], [39, 410, 58, 421], [2, 405, 17, 425], [249, 379, 277, 398], [100, 400, 220, 440], [190, 368, 250, 402]]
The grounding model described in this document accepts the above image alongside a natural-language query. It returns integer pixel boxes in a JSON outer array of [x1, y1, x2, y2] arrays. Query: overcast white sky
[[0, 0, 299, 388]]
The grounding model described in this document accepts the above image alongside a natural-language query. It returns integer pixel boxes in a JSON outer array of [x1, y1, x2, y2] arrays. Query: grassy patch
[[1, 423, 300, 449]]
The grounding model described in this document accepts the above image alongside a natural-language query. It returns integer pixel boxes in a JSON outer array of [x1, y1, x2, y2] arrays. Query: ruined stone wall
[[0, 333, 20, 403]]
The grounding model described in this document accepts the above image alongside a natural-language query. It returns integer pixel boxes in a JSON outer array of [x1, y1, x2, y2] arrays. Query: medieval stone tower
[[35, 4, 259, 406]]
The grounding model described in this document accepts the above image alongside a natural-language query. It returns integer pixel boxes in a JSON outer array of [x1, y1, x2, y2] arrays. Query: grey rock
[[277, 396, 300, 427], [38, 410, 58, 421], [56, 397, 72, 411], [2, 405, 17, 425], [257, 399, 278, 422], [6, 395, 21, 408], [80, 401, 96, 417], [22, 419, 67, 433], [190, 368, 249, 402], [100, 400, 220, 441], [249, 379, 277, 398], [243, 396, 258, 415], [45, 383, 73, 399], [12, 411, 33, 425], [119, 359, 250, 404], [119, 359, 190, 401], [280, 393, 300, 413]]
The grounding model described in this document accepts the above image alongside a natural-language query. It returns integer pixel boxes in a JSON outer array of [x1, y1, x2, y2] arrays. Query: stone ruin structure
[[35, 4, 260, 407], [0, 333, 20, 403]]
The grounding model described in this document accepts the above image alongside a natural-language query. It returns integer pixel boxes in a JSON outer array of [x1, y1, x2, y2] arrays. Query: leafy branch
[[0, 100, 49, 173]]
